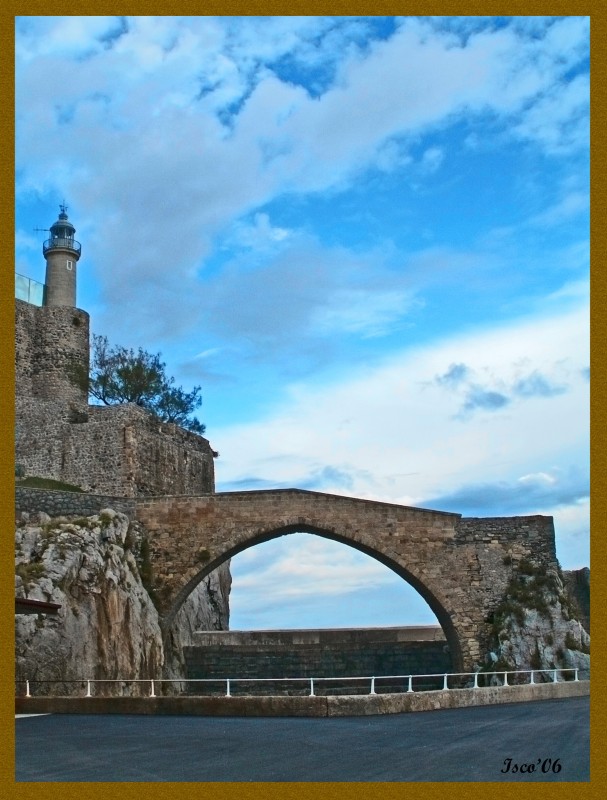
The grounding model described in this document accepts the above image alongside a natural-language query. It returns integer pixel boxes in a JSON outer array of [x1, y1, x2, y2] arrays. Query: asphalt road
[[15, 696, 589, 782]]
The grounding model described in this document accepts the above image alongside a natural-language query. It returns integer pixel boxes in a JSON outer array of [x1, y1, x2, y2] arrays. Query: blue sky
[[15, 16, 589, 631]]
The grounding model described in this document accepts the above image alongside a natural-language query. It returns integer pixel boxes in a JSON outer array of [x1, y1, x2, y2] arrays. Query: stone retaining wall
[[15, 486, 136, 518], [185, 626, 451, 683]]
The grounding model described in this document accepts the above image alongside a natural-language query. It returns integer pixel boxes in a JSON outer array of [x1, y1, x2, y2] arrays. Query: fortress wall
[[81, 404, 215, 496], [16, 405, 215, 497], [15, 300, 89, 410], [15, 300, 215, 497], [15, 398, 74, 480]]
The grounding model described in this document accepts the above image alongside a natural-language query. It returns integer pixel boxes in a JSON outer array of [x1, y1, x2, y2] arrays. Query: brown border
[[3, 5, 601, 798]]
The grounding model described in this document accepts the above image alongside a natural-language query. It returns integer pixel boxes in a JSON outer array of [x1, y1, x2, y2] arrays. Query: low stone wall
[[185, 626, 451, 685], [15, 680, 589, 718], [193, 625, 446, 646], [15, 486, 136, 518]]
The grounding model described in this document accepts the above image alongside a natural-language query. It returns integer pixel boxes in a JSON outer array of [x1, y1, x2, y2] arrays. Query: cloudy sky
[[15, 16, 589, 631]]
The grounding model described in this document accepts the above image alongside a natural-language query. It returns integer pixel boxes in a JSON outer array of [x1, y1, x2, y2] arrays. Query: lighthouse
[[42, 204, 82, 307]]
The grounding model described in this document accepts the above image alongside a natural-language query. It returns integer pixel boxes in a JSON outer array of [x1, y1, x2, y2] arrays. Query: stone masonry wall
[[15, 300, 91, 480], [15, 487, 136, 518], [55, 404, 216, 497], [17, 402, 215, 498], [455, 515, 558, 642], [184, 627, 451, 687], [15, 300, 216, 497], [15, 299, 89, 410], [184, 641, 451, 687]]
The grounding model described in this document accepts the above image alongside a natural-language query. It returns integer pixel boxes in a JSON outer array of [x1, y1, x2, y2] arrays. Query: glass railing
[[15, 273, 45, 306]]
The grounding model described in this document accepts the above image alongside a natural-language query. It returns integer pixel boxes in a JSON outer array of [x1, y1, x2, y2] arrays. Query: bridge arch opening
[[229, 532, 440, 630], [164, 524, 464, 671]]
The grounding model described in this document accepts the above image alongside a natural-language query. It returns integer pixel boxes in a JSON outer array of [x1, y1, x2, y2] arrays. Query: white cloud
[[529, 191, 589, 228], [226, 531, 441, 629], [215, 303, 589, 535], [518, 472, 556, 485], [234, 535, 394, 599], [16, 16, 590, 627], [228, 212, 291, 249], [193, 348, 221, 360], [420, 147, 444, 173], [513, 73, 589, 154], [16, 16, 124, 61], [309, 289, 417, 338], [15, 16, 590, 352]]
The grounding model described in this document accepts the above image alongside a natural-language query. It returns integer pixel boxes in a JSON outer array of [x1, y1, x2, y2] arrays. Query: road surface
[[15, 695, 589, 782]]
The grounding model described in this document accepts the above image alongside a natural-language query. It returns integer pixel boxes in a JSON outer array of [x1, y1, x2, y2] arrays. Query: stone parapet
[[15, 680, 589, 717], [192, 625, 446, 646]]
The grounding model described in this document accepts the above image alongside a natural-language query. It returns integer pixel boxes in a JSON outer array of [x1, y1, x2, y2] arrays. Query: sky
[[15, 15, 590, 631]]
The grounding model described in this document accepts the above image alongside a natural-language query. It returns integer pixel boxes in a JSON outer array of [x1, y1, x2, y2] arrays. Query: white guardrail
[[18, 668, 587, 698]]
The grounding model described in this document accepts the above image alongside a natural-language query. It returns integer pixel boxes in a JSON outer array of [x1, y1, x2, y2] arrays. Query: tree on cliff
[[83, 334, 206, 434]]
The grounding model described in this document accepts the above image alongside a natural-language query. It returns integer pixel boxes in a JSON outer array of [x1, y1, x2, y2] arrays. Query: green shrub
[[15, 562, 46, 586]]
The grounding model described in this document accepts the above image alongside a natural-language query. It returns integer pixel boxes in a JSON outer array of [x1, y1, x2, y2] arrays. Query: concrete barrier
[[15, 680, 589, 717]]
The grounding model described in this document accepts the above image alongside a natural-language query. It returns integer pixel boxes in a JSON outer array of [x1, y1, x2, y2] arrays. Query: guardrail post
[[310, 678, 315, 697], [25, 680, 31, 698], [150, 680, 156, 697], [574, 669, 579, 682], [553, 669, 558, 683], [530, 670, 535, 684], [226, 679, 231, 697], [407, 675, 413, 693], [473, 672, 478, 689], [85, 680, 92, 698], [443, 673, 448, 690], [370, 677, 376, 695], [503, 671, 509, 686]]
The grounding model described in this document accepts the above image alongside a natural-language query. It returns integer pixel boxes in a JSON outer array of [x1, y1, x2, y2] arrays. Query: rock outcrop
[[563, 567, 590, 633], [164, 565, 232, 681], [15, 509, 230, 694], [480, 559, 590, 680]]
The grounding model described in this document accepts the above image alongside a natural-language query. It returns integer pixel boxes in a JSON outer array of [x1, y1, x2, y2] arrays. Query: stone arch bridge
[[134, 489, 557, 671]]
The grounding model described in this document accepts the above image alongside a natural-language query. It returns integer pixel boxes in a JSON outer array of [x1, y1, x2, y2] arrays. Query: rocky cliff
[[480, 559, 590, 679], [15, 509, 231, 694], [562, 567, 590, 633]]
